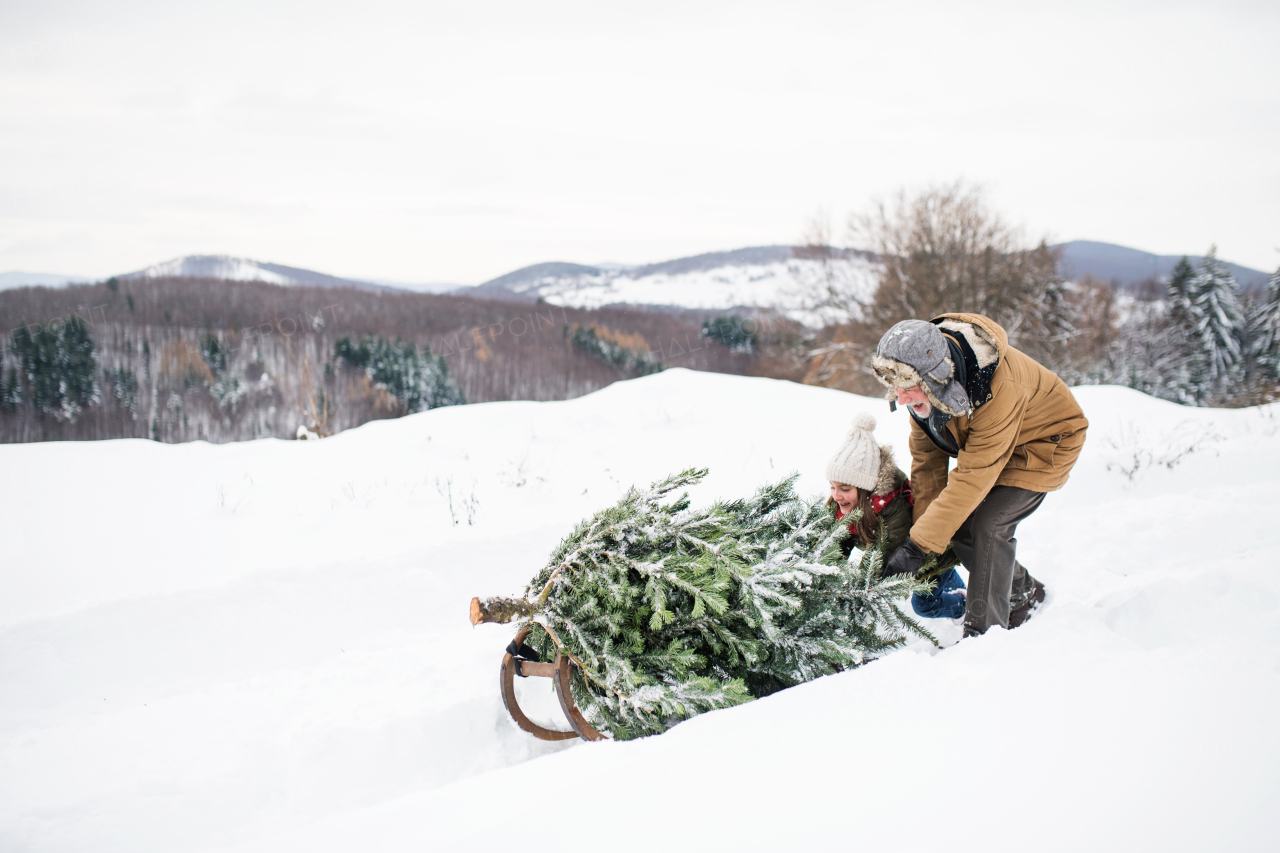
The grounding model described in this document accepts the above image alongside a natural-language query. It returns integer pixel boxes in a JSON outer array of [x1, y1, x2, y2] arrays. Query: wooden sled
[[500, 625, 606, 741]]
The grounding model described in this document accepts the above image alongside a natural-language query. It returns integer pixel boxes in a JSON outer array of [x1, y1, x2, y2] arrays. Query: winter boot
[[1008, 580, 1046, 630]]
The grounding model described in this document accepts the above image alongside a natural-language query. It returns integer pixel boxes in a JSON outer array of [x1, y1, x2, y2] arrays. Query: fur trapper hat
[[871, 319, 972, 417]]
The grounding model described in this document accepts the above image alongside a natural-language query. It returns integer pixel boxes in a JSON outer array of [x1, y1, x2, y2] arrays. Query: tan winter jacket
[[907, 313, 1088, 554]]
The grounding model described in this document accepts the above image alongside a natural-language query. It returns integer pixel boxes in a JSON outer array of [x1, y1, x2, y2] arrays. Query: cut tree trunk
[[470, 595, 538, 626]]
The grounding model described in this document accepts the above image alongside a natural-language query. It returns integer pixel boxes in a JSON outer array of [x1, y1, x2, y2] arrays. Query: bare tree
[[805, 182, 1074, 393], [1059, 274, 1118, 382], [856, 182, 1070, 350]]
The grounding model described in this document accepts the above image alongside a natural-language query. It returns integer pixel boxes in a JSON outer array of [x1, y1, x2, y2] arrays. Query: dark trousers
[[950, 486, 1046, 636]]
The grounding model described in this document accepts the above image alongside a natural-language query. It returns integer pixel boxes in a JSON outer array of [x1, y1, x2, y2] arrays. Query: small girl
[[826, 412, 967, 621]]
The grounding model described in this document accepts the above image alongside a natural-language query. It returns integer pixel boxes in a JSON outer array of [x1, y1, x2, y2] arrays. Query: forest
[[0, 278, 801, 443]]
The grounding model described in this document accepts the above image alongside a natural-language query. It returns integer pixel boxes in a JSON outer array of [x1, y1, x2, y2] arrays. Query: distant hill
[[356, 277, 466, 294], [120, 255, 398, 292], [472, 247, 805, 300], [0, 271, 92, 291], [1, 256, 480, 297], [1053, 241, 1270, 292], [469, 245, 875, 325], [470, 261, 605, 299], [625, 245, 798, 277]]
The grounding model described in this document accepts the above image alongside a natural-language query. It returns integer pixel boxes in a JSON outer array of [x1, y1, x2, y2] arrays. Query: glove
[[884, 539, 926, 577]]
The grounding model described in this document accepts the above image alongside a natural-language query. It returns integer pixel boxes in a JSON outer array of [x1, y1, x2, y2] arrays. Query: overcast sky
[[1, 0, 1276, 284]]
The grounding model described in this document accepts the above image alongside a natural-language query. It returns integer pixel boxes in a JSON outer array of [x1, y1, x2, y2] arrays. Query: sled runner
[[499, 625, 606, 742]]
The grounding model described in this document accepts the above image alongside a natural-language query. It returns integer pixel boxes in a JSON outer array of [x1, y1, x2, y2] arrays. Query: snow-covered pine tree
[[470, 469, 930, 739], [0, 348, 17, 412], [1106, 300, 1194, 404], [334, 335, 464, 412], [8, 316, 98, 419], [1164, 256, 1209, 402], [1191, 247, 1245, 391], [1249, 267, 1280, 389], [1166, 256, 1198, 333]]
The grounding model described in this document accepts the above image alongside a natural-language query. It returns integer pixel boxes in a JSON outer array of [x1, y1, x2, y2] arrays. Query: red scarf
[[836, 480, 914, 523]]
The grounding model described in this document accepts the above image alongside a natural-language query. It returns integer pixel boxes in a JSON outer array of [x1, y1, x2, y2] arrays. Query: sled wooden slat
[[499, 626, 578, 741], [498, 625, 609, 742], [514, 660, 557, 678]]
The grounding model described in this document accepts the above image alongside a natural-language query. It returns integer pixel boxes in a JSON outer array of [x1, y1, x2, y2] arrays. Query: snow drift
[[1, 371, 1277, 852]]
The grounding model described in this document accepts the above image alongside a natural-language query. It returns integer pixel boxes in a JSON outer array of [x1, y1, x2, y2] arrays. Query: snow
[[2, 371, 1278, 852], [514, 257, 879, 325]]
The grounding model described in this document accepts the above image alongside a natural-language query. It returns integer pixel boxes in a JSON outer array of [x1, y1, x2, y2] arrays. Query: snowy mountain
[[470, 246, 880, 325], [2, 370, 1276, 852], [120, 255, 397, 291], [472, 240, 1273, 323]]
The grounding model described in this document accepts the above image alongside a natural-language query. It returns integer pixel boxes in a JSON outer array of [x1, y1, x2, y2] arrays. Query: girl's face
[[830, 481, 857, 514]]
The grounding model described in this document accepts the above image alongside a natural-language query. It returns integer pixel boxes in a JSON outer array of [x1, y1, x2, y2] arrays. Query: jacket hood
[[873, 445, 903, 496], [933, 313, 1009, 358]]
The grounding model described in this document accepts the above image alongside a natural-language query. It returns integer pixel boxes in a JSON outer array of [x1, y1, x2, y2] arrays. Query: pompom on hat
[[826, 411, 881, 491]]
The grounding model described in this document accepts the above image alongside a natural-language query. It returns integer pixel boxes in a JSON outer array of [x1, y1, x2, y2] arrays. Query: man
[[872, 313, 1088, 636]]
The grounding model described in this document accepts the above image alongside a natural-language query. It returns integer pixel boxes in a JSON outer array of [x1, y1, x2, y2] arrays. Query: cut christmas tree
[[471, 468, 932, 740]]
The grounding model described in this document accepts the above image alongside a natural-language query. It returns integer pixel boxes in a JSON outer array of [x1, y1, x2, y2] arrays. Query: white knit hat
[[825, 412, 880, 490]]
